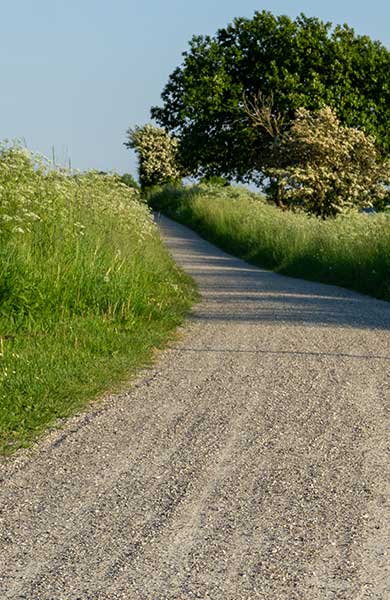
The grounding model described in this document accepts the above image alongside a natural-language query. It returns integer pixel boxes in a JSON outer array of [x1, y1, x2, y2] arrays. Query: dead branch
[[243, 90, 285, 138]]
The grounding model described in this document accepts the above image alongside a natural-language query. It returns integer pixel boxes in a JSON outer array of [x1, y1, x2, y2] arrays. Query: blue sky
[[1, 0, 389, 177]]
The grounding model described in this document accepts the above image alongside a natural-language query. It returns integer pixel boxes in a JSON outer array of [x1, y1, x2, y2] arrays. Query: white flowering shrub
[[266, 106, 390, 217], [125, 124, 182, 189]]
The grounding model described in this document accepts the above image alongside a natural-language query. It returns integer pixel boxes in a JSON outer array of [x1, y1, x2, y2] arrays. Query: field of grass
[[0, 144, 196, 454], [149, 184, 390, 302]]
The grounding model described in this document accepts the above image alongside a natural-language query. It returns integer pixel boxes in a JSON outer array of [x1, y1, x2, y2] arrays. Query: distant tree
[[120, 173, 140, 190], [152, 11, 390, 183], [125, 124, 182, 190], [263, 106, 390, 217], [199, 175, 230, 187]]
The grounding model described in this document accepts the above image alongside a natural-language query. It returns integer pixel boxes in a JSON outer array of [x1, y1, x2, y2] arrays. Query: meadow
[[0, 143, 195, 454], [149, 184, 390, 302]]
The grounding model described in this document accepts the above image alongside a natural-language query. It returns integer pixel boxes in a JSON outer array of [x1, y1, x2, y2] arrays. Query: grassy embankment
[[149, 184, 390, 302], [0, 145, 196, 454]]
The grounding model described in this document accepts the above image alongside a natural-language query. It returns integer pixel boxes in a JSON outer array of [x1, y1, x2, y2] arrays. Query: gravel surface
[[0, 215, 389, 599]]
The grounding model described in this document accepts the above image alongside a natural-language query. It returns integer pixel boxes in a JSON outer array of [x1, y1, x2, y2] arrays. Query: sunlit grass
[[0, 143, 196, 454], [149, 183, 390, 301]]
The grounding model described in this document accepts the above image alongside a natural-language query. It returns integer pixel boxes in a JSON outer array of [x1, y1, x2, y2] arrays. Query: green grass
[[149, 183, 390, 301], [0, 144, 196, 454]]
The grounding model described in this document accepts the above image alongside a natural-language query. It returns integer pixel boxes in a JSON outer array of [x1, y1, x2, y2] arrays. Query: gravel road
[[0, 215, 389, 600]]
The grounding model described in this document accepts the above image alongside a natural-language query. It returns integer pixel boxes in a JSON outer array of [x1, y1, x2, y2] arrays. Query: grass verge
[[149, 184, 390, 302], [0, 144, 196, 454]]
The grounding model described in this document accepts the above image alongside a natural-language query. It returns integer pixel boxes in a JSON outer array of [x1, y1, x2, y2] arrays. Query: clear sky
[[1, 0, 389, 177]]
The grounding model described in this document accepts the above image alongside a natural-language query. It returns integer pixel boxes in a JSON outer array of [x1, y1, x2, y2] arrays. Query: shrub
[[125, 124, 182, 190], [265, 106, 390, 217]]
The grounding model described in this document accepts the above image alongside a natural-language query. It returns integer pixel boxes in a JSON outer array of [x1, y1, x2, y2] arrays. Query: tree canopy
[[151, 11, 390, 183]]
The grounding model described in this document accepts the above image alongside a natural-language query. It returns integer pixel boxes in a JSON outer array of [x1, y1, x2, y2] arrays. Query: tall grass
[[0, 143, 195, 454], [149, 184, 390, 301]]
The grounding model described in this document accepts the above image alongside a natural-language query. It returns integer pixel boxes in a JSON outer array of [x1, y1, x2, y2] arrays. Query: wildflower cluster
[[0, 141, 154, 243], [0, 141, 158, 330]]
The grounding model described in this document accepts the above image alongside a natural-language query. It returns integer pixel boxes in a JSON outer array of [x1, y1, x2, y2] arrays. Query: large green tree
[[151, 11, 390, 183]]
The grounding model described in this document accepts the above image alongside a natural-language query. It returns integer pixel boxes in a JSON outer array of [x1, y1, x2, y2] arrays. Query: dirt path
[[0, 216, 389, 599]]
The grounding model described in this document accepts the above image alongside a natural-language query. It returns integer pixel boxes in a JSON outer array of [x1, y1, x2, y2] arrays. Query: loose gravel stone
[[0, 215, 389, 599]]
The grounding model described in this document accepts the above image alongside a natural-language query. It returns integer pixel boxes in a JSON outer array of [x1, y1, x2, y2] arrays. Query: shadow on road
[[162, 224, 390, 332]]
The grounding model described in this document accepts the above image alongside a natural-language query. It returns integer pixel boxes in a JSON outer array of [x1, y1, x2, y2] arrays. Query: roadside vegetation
[[126, 11, 389, 305], [0, 143, 196, 454], [149, 184, 390, 302]]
